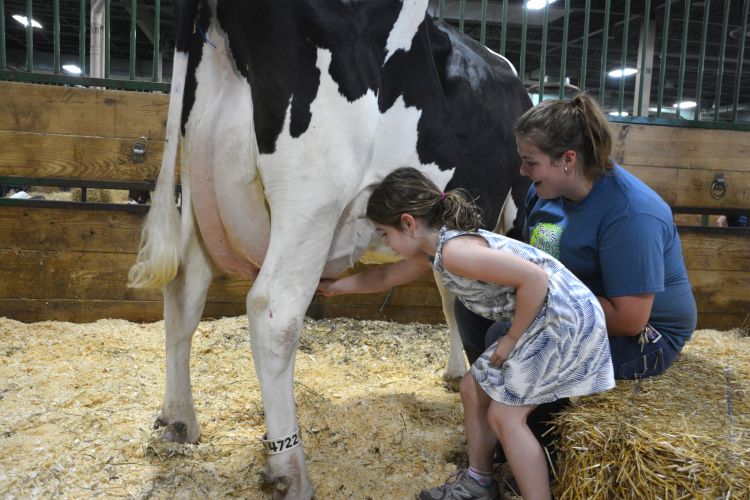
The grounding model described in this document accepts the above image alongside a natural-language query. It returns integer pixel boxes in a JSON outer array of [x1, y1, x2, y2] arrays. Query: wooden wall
[[0, 81, 170, 184], [611, 123, 750, 209], [0, 82, 747, 330], [610, 122, 750, 331], [0, 204, 442, 324]]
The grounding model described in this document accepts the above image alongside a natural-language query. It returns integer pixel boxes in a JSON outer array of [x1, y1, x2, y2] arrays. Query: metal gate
[[1, 1, 748, 124]]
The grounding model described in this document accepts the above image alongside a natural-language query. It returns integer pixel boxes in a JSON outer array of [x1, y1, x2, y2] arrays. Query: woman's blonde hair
[[515, 93, 613, 179], [367, 167, 482, 232]]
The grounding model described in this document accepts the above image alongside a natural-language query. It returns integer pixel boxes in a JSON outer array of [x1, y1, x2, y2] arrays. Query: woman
[[515, 93, 696, 378], [455, 94, 697, 485]]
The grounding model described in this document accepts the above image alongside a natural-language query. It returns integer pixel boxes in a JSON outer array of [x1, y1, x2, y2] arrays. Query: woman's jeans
[[608, 333, 679, 379]]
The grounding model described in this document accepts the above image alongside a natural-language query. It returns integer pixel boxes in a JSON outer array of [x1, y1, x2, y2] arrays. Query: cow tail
[[128, 50, 189, 289]]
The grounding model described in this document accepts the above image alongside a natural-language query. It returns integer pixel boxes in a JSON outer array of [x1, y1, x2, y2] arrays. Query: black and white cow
[[129, 0, 531, 497]]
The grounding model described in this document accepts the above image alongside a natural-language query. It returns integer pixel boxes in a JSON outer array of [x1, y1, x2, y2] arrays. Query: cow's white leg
[[434, 271, 468, 387], [155, 202, 213, 444], [247, 283, 315, 498], [245, 220, 339, 499]]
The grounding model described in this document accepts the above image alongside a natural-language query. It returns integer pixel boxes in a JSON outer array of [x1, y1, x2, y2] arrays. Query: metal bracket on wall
[[132, 137, 148, 163], [710, 174, 727, 200]]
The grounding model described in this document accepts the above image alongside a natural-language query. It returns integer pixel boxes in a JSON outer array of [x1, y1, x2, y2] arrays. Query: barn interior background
[[0, 0, 748, 498], [0, 0, 748, 328]]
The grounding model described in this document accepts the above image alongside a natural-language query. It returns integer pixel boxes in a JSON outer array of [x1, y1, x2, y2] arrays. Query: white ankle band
[[261, 427, 302, 455]]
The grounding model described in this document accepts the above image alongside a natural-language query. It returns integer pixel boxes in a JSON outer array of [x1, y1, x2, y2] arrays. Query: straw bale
[[553, 329, 750, 499], [22, 188, 131, 203]]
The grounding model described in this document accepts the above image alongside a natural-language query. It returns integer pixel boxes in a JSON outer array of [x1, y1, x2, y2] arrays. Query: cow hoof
[[259, 469, 291, 496], [442, 374, 462, 392], [163, 421, 190, 443], [154, 416, 199, 444]]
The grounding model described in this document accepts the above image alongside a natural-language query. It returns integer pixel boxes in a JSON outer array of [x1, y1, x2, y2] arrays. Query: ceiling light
[[608, 111, 629, 117], [673, 101, 697, 109], [12, 15, 42, 29], [62, 64, 82, 75], [526, 0, 557, 10], [608, 68, 638, 78]]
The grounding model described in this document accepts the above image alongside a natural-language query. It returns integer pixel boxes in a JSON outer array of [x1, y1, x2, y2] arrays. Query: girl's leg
[[418, 375, 500, 500], [488, 402, 551, 500], [460, 373, 497, 473]]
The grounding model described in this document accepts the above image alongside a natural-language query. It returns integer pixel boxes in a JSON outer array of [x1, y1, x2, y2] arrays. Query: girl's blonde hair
[[514, 93, 613, 179], [366, 167, 482, 232]]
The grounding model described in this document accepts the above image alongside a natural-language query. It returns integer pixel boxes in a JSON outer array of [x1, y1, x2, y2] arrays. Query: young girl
[[318, 167, 615, 500]]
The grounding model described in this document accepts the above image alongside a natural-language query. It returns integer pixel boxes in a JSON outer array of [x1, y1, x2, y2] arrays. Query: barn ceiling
[[3, 0, 749, 119], [3, 0, 175, 77]]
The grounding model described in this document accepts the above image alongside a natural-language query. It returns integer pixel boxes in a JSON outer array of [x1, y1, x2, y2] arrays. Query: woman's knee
[[454, 298, 493, 363]]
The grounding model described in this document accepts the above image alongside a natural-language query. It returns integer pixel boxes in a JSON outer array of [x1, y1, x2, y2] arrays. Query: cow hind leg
[[247, 287, 315, 499], [434, 270, 467, 390], [245, 222, 339, 499], [155, 213, 213, 444], [248, 296, 315, 499]]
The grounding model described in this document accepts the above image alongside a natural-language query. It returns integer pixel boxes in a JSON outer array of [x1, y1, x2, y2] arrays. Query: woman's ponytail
[[515, 93, 613, 179], [571, 94, 613, 173]]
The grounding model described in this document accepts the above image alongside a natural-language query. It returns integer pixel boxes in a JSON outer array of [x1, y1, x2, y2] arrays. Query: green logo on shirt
[[530, 222, 563, 259]]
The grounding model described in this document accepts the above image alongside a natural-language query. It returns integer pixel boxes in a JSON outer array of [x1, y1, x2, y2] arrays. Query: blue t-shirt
[[525, 165, 697, 349]]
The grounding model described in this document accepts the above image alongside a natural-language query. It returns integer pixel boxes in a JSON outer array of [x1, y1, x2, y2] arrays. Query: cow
[[128, 0, 531, 497]]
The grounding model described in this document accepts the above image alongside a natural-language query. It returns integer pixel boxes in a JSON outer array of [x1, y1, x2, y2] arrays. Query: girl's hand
[[316, 279, 338, 297], [489, 335, 517, 366]]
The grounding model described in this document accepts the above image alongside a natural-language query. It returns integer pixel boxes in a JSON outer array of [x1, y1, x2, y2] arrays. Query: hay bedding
[[1, 316, 748, 499], [0, 316, 465, 499]]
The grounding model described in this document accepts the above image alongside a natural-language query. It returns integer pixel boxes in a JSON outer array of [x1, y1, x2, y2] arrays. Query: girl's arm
[[317, 256, 432, 297], [441, 236, 548, 345]]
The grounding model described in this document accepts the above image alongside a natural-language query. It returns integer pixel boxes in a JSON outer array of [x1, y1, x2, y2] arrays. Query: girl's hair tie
[[439, 192, 447, 201]]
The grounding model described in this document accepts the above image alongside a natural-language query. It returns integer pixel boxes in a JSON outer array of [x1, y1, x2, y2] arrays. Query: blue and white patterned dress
[[433, 227, 615, 405]]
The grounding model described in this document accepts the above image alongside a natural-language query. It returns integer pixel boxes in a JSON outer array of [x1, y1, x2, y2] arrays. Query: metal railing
[[1, 0, 749, 128], [432, 0, 750, 130], [0, 0, 168, 91]]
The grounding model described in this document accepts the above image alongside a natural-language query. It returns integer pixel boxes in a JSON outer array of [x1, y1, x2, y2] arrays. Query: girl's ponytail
[[367, 167, 482, 232], [439, 189, 482, 231]]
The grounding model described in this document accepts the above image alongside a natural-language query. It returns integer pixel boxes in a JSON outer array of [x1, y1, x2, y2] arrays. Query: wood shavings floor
[[2, 316, 746, 498], [0, 316, 466, 498]]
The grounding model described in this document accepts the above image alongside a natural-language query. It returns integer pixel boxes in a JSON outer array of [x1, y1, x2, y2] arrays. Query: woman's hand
[[489, 335, 517, 366], [316, 279, 338, 297]]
